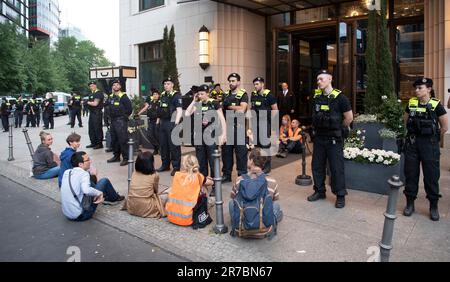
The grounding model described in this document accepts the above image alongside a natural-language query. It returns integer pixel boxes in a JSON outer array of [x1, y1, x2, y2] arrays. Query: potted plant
[[353, 114, 385, 149]]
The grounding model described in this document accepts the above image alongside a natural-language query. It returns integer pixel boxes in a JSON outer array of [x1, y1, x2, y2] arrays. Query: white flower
[[382, 95, 388, 100]]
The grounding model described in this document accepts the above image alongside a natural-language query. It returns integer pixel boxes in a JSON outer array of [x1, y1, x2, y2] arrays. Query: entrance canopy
[[211, 0, 356, 16]]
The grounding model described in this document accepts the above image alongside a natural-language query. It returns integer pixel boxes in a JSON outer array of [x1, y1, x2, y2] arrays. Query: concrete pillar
[[425, 0, 450, 148]]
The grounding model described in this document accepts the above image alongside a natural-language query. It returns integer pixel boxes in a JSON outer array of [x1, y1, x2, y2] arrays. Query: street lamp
[[199, 25, 210, 70]]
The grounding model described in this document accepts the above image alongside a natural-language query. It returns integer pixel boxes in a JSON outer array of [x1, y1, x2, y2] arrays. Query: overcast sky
[[58, 0, 120, 64]]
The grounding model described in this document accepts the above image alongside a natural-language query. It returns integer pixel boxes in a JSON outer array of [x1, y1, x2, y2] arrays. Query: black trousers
[[35, 112, 41, 127], [312, 136, 347, 197], [110, 118, 129, 159], [159, 119, 181, 170], [43, 113, 54, 129], [280, 140, 302, 154], [14, 112, 23, 128], [148, 119, 160, 151], [26, 114, 36, 127], [404, 136, 441, 202], [196, 144, 217, 178], [70, 109, 82, 127], [1, 115, 9, 131], [88, 111, 103, 146]]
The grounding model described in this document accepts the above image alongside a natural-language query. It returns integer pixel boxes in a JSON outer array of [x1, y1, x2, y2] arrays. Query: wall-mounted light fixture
[[199, 25, 210, 70], [366, 0, 381, 11]]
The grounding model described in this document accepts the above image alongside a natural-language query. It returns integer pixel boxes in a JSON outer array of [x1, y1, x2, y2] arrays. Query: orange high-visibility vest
[[166, 172, 204, 226]]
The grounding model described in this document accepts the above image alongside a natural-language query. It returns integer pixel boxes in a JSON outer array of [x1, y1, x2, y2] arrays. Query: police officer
[[107, 79, 133, 166], [1, 97, 11, 132], [308, 70, 353, 209], [185, 84, 227, 180], [157, 77, 183, 176], [137, 89, 161, 155], [87, 81, 104, 150], [35, 97, 42, 128], [14, 96, 24, 128], [42, 93, 55, 130], [210, 84, 224, 103], [403, 78, 448, 221], [222, 73, 249, 183], [104, 91, 115, 153], [69, 92, 83, 128], [25, 96, 38, 128], [251, 77, 279, 174]]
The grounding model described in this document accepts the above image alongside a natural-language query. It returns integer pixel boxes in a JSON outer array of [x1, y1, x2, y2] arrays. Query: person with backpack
[[229, 148, 282, 239]]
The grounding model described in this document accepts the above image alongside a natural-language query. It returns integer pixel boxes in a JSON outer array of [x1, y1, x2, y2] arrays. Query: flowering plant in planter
[[378, 128, 397, 139], [344, 147, 401, 166], [353, 114, 378, 124], [344, 129, 366, 149]]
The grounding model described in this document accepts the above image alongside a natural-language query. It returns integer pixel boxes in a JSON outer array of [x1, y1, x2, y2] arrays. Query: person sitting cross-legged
[[61, 152, 124, 222], [276, 119, 303, 158], [33, 131, 61, 180]]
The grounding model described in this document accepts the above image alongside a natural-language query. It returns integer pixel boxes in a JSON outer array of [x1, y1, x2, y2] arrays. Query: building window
[[139, 0, 164, 12], [139, 41, 164, 96]]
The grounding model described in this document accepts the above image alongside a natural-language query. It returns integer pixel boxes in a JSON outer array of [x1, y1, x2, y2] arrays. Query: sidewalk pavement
[[0, 115, 449, 262]]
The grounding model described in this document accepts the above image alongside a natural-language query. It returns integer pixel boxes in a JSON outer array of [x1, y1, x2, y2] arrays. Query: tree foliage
[[162, 25, 180, 91]]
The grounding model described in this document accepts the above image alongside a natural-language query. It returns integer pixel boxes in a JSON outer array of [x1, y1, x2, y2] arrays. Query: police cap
[[88, 81, 97, 86], [316, 69, 333, 77], [163, 77, 174, 84], [228, 73, 241, 81], [213, 83, 221, 88], [253, 77, 265, 84], [197, 84, 210, 93], [111, 79, 121, 85], [413, 77, 433, 88]]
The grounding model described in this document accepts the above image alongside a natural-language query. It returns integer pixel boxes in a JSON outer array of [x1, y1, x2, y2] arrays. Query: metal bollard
[[379, 175, 404, 262], [127, 139, 135, 193], [22, 128, 35, 177], [296, 130, 312, 186], [213, 149, 228, 234], [8, 118, 15, 161]]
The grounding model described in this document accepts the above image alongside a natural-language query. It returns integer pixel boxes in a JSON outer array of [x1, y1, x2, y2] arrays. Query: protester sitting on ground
[[276, 119, 303, 158], [166, 154, 214, 226], [33, 131, 61, 180], [61, 152, 125, 221], [229, 148, 282, 238], [123, 151, 168, 219]]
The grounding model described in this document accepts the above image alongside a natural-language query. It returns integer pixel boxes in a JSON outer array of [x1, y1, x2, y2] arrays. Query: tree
[[364, 0, 396, 114], [162, 25, 180, 90]]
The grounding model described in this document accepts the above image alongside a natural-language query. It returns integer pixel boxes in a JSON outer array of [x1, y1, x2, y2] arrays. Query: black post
[[22, 128, 35, 177], [8, 115, 14, 161], [296, 130, 312, 186], [379, 175, 404, 262], [213, 149, 228, 234], [127, 139, 135, 193]]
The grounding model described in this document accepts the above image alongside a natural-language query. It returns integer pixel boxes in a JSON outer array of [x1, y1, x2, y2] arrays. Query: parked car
[[48, 92, 71, 116]]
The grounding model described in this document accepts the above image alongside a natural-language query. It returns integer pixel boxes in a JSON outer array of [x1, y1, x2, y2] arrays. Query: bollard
[[295, 130, 312, 186], [22, 128, 35, 177], [213, 149, 228, 234], [8, 116, 14, 161], [127, 139, 135, 193], [379, 175, 404, 262]]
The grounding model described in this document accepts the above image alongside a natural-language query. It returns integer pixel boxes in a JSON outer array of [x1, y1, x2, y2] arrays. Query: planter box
[[354, 122, 385, 150], [344, 160, 403, 195], [382, 138, 398, 153]]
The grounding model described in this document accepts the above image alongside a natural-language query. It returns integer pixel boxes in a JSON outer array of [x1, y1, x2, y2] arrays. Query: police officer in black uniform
[[403, 78, 448, 221], [14, 96, 24, 128], [42, 94, 55, 130], [137, 89, 161, 155], [69, 92, 83, 128], [87, 81, 104, 150], [1, 98, 11, 132], [157, 77, 183, 176], [25, 96, 38, 128], [104, 91, 115, 153], [35, 98, 42, 127], [185, 84, 227, 179], [107, 79, 133, 166], [251, 77, 279, 174], [308, 70, 354, 209], [222, 73, 249, 183]]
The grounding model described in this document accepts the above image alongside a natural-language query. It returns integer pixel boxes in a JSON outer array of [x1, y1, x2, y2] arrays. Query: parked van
[[48, 92, 71, 116]]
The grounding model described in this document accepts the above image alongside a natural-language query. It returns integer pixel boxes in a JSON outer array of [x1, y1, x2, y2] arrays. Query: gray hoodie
[[32, 144, 58, 176]]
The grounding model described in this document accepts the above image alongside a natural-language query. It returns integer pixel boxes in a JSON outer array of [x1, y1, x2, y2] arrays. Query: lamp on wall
[[366, 0, 381, 11], [199, 25, 210, 70]]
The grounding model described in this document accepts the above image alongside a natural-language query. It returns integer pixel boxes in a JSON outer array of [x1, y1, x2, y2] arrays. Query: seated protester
[[166, 155, 214, 227], [33, 131, 61, 180], [123, 151, 168, 219], [61, 152, 125, 221], [58, 133, 81, 188], [276, 119, 303, 158], [229, 148, 282, 238]]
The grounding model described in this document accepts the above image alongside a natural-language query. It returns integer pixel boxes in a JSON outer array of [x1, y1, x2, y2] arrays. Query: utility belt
[[408, 118, 439, 137]]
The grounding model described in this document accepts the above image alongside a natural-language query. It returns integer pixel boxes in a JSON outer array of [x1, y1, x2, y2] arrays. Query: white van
[[48, 92, 71, 116]]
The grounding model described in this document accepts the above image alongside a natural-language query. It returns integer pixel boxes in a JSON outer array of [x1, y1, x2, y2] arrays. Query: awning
[[210, 0, 357, 16]]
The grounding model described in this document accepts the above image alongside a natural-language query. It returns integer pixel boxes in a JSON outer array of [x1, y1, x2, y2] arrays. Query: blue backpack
[[230, 174, 275, 239]]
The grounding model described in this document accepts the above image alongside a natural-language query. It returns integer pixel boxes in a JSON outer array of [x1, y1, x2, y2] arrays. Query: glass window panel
[[393, 0, 424, 18], [295, 5, 336, 24], [277, 32, 290, 85], [140, 0, 164, 12]]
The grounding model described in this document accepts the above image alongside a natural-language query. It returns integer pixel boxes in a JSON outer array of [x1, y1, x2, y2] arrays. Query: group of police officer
[[83, 70, 447, 222]]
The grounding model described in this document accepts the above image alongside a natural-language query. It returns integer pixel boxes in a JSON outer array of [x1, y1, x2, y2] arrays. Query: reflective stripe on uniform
[[166, 211, 193, 219], [167, 198, 197, 208]]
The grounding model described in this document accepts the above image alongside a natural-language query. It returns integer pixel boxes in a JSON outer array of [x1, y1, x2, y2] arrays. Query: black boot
[[307, 191, 326, 202], [335, 196, 346, 209], [403, 197, 415, 217], [107, 155, 121, 163], [430, 201, 440, 222]]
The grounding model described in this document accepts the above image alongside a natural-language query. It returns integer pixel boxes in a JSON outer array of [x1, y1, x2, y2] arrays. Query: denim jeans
[[73, 178, 120, 222], [34, 166, 60, 180]]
